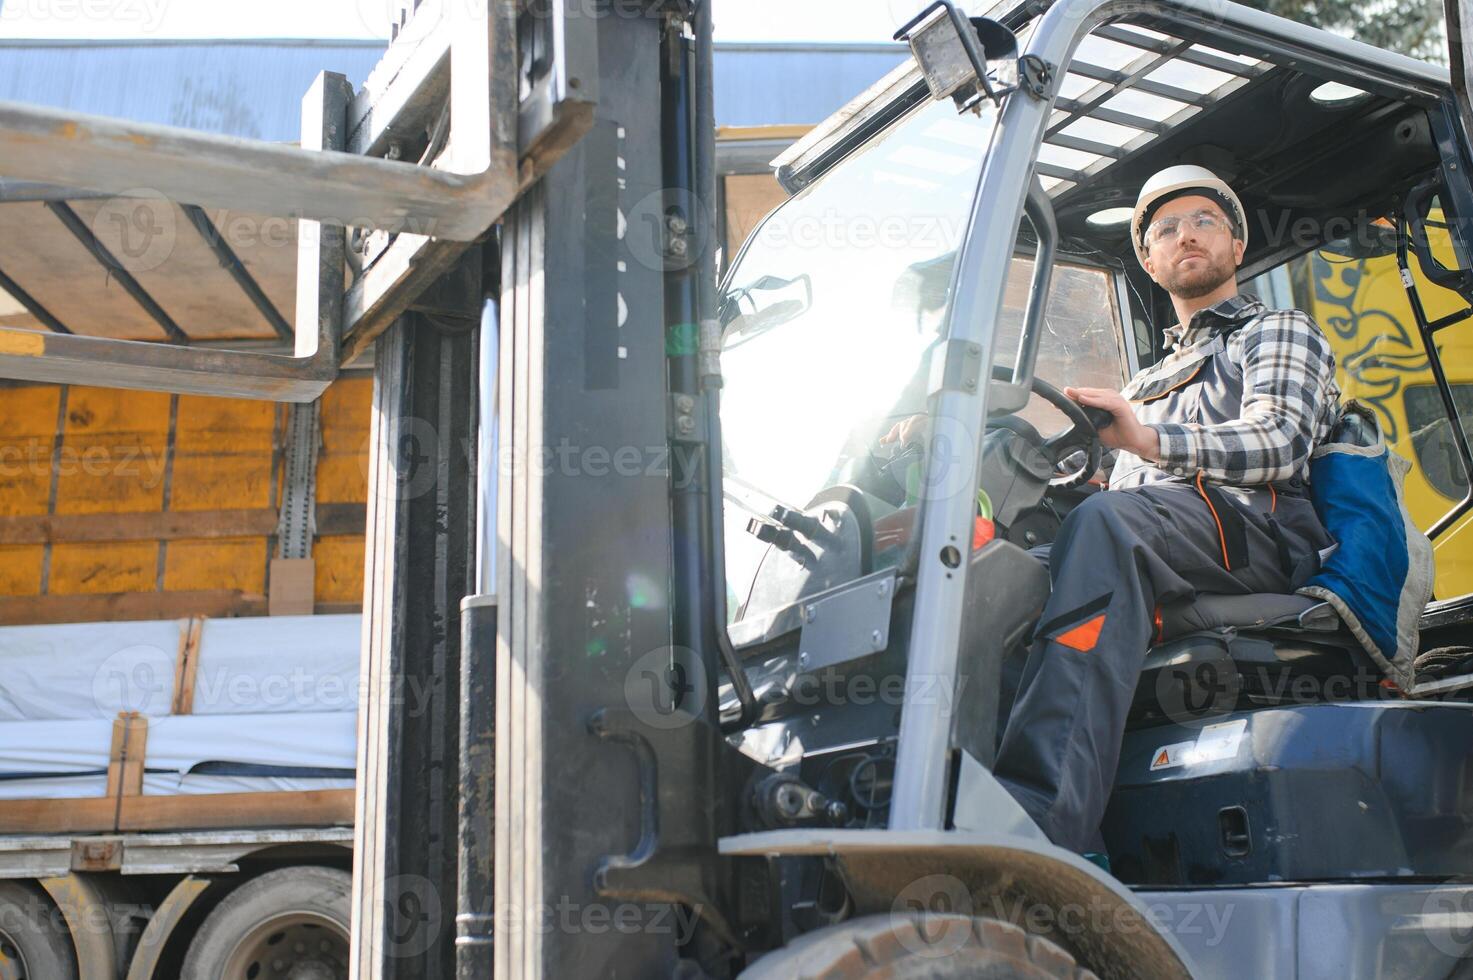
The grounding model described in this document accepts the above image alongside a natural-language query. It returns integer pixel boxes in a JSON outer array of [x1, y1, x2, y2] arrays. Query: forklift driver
[[992, 165, 1343, 854]]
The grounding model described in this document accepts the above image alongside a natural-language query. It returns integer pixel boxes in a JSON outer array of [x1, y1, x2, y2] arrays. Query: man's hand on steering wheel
[[1062, 387, 1162, 462], [880, 414, 928, 448]]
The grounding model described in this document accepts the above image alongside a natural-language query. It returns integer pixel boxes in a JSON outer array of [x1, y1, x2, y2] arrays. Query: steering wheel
[[999, 369, 1113, 490], [868, 372, 1112, 496]]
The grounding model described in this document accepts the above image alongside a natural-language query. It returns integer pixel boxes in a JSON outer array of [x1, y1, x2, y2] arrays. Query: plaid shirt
[[1111, 295, 1341, 488]]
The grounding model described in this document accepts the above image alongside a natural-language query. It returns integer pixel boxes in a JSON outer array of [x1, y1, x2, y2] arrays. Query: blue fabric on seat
[[1298, 401, 1433, 689]]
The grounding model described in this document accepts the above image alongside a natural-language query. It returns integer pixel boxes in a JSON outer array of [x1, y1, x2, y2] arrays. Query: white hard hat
[[1131, 165, 1248, 268]]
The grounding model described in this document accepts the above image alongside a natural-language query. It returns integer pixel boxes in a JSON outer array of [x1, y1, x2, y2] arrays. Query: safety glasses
[[1145, 208, 1234, 247]]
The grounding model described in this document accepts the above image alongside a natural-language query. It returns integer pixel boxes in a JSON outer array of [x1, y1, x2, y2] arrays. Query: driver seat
[[1128, 592, 1384, 728], [1157, 592, 1341, 640]]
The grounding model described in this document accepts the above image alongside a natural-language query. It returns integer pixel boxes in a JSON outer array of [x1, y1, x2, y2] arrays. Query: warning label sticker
[[1194, 718, 1247, 763], [1149, 741, 1195, 771], [1149, 720, 1248, 772]]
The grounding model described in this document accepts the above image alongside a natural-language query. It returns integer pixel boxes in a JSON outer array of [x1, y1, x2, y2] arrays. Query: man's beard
[[1161, 251, 1235, 299]]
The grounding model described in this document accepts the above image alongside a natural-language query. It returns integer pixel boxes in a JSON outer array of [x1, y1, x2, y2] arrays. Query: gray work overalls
[[993, 303, 1335, 852]]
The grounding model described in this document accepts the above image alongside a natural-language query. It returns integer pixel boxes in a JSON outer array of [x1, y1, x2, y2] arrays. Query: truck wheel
[[0, 880, 77, 980], [740, 913, 1097, 979], [181, 866, 350, 980]]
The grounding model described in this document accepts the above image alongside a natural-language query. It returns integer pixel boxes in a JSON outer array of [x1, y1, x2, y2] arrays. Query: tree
[[1239, 0, 1446, 63]]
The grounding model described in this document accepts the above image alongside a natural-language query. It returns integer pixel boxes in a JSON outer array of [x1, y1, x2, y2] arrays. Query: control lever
[[769, 503, 831, 540], [1081, 404, 1115, 432], [745, 517, 816, 566]]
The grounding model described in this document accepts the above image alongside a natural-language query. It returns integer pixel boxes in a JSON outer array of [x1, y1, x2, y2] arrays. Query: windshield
[[719, 98, 996, 623]]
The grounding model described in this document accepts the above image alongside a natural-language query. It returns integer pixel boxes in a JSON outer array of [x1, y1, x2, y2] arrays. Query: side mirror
[[894, 2, 1019, 111]]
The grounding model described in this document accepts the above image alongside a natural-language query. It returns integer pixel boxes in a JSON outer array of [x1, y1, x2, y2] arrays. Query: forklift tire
[[180, 866, 351, 980], [740, 914, 1096, 979], [0, 879, 78, 980]]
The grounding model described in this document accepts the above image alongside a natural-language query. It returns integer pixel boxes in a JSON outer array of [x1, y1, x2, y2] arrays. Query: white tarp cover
[[0, 615, 360, 720], [0, 711, 356, 800]]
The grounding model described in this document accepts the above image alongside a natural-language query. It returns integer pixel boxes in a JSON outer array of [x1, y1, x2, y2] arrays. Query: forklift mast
[[489, 5, 733, 977]]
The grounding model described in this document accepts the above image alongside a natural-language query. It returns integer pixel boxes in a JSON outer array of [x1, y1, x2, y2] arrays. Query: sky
[[0, 0, 988, 42]]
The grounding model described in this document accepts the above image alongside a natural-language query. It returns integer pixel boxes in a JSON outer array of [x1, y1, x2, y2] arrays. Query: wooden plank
[[0, 281, 47, 332], [5, 509, 271, 544], [52, 385, 172, 516], [105, 715, 127, 799], [0, 589, 268, 625], [162, 538, 267, 595], [49, 540, 158, 595], [122, 715, 147, 797], [0, 503, 366, 544], [105, 712, 147, 799], [117, 789, 355, 832], [0, 265, 68, 334], [0, 203, 168, 340], [0, 545, 43, 595], [65, 199, 281, 342], [0, 382, 60, 517], [0, 789, 355, 835], [235, 213, 300, 340], [171, 618, 204, 715], [0, 797, 117, 834], [170, 394, 277, 512], [317, 376, 372, 505], [315, 534, 366, 606], [0, 312, 46, 332]]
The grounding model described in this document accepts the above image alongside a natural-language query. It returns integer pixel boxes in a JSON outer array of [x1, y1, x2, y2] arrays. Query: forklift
[[6, 0, 1473, 976]]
